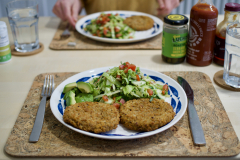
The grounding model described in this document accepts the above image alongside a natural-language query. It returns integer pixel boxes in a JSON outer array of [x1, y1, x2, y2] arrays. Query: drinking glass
[[223, 22, 240, 88], [6, 0, 39, 53]]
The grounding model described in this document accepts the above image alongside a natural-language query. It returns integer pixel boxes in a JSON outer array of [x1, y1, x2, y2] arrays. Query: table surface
[[0, 15, 239, 160]]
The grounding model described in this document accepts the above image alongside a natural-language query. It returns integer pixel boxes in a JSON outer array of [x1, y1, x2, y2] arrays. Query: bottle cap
[[164, 14, 188, 25], [225, 3, 240, 11]]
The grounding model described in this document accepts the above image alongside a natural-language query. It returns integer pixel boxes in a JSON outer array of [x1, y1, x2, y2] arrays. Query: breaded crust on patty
[[123, 15, 154, 31], [120, 98, 175, 132], [63, 102, 120, 133]]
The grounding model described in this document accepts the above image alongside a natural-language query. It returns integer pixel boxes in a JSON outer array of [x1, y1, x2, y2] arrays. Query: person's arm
[[52, 0, 82, 26], [157, 0, 182, 16]]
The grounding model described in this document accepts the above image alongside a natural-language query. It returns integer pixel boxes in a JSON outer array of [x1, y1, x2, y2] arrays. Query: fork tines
[[41, 75, 55, 97]]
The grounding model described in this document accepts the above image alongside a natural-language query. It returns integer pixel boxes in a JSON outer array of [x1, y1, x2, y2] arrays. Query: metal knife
[[177, 76, 206, 146]]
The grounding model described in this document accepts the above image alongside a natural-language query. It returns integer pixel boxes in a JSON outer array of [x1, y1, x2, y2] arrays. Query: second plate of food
[[50, 65, 187, 140], [75, 10, 163, 43]]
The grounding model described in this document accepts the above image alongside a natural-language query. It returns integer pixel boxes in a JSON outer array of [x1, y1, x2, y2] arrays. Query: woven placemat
[[49, 16, 162, 50], [4, 71, 240, 157], [213, 70, 240, 91]]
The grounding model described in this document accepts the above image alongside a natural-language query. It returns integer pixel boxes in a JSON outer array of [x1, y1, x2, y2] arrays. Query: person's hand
[[52, 0, 82, 27], [157, 0, 180, 16]]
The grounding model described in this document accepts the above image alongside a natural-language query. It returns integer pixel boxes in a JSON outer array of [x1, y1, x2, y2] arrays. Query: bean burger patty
[[119, 98, 175, 132], [63, 102, 120, 133]]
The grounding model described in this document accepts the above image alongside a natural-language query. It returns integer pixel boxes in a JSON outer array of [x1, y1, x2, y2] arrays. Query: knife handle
[[188, 100, 206, 146], [29, 96, 47, 142]]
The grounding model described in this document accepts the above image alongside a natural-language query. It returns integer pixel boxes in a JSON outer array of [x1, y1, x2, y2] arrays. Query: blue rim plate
[[75, 10, 163, 43], [50, 67, 187, 140]]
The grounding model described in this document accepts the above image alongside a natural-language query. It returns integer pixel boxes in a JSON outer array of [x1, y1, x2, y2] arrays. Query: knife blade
[[177, 76, 206, 146]]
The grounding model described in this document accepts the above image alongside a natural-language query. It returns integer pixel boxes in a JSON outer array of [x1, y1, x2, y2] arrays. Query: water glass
[[6, 0, 39, 53], [223, 22, 240, 88]]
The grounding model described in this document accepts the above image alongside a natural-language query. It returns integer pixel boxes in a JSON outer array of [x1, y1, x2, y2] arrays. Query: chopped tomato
[[107, 13, 111, 17], [102, 95, 108, 101], [136, 74, 140, 81], [121, 62, 137, 72], [96, 15, 110, 25], [114, 27, 120, 32], [102, 16, 106, 21], [162, 84, 168, 95], [116, 75, 121, 79], [119, 64, 125, 70], [125, 62, 130, 67], [96, 30, 101, 37], [116, 33, 122, 38], [113, 103, 120, 109], [162, 90, 166, 95], [115, 13, 119, 16], [163, 84, 168, 91], [102, 21, 107, 25], [147, 89, 153, 96], [119, 98, 125, 105], [103, 27, 108, 36], [128, 64, 136, 71]]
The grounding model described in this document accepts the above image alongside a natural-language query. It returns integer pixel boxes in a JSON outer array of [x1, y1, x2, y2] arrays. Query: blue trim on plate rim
[[76, 77, 91, 83], [85, 19, 91, 23], [149, 75, 165, 83], [58, 73, 182, 137], [58, 100, 64, 115]]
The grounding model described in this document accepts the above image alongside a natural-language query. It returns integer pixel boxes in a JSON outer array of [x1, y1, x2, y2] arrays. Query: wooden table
[[0, 15, 239, 160]]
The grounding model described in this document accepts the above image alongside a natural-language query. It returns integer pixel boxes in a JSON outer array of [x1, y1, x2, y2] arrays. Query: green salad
[[63, 62, 169, 109], [84, 13, 135, 39]]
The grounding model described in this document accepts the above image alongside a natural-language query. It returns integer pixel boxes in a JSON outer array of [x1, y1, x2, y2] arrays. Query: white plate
[[50, 67, 187, 140], [75, 11, 163, 43]]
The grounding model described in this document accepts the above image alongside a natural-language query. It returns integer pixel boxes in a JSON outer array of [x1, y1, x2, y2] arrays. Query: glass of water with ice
[[224, 22, 240, 88], [6, 0, 39, 53]]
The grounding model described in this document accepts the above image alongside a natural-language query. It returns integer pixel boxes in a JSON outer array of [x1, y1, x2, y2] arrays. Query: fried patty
[[123, 15, 154, 31], [63, 102, 120, 133], [120, 98, 175, 132]]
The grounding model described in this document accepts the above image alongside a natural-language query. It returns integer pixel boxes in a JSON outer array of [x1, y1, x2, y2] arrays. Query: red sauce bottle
[[186, 0, 218, 66], [213, 3, 240, 66]]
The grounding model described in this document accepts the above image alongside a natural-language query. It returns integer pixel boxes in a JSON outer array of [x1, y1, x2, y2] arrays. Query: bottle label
[[162, 31, 188, 58], [207, 18, 218, 31], [0, 24, 11, 63], [187, 17, 217, 63], [0, 44, 11, 63], [214, 35, 225, 60], [0, 27, 9, 47], [188, 18, 204, 49], [167, 15, 185, 20]]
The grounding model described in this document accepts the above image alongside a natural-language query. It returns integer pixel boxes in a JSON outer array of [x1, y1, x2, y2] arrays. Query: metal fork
[[61, 24, 70, 39], [29, 75, 54, 142]]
